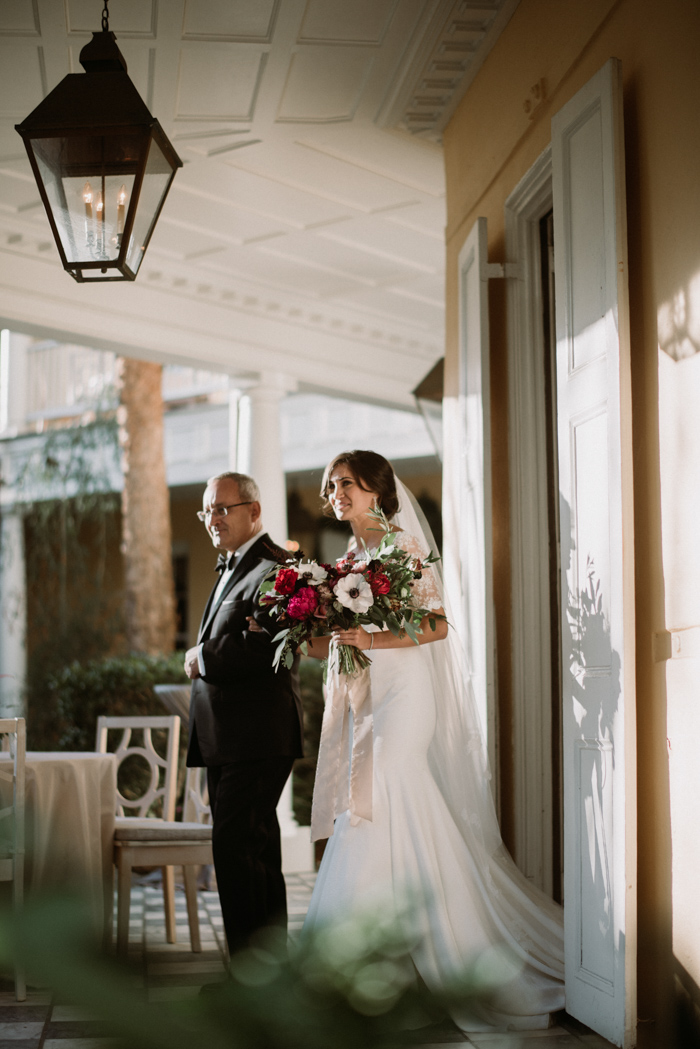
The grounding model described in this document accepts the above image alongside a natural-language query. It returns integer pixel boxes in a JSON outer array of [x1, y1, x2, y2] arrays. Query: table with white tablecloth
[[0, 751, 116, 933]]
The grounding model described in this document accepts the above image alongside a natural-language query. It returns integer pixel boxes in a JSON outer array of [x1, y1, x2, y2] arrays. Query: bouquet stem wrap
[[310, 636, 374, 842]]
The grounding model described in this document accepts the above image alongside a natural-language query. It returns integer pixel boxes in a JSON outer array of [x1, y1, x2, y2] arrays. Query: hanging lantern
[[14, 2, 182, 282]]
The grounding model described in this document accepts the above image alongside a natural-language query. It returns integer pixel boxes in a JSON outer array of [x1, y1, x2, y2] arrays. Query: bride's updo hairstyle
[[321, 450, 399, 519]]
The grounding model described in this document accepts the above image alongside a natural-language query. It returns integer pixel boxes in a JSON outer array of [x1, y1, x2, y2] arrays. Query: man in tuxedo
[[184, 471, 303, 956]]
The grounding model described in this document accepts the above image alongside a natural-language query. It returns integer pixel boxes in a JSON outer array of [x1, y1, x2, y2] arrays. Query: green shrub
[[47, 652, 188, 751]]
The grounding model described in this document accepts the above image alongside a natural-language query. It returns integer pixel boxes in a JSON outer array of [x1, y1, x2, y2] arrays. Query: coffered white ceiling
[[0, 0, 517, 408]]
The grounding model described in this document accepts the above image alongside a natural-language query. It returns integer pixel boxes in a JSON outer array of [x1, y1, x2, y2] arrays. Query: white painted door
[[552, 59, 636, 1047], [442, 216, 497, 773]]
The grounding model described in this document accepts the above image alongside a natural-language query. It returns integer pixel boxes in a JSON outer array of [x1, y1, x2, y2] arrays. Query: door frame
[[504, 145, 558, 896]]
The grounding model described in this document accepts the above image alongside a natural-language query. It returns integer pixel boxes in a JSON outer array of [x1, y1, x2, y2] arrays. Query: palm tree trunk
[[116, 357, 175, 654]]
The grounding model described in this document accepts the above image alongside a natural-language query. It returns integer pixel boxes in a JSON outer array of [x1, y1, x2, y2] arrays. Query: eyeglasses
[[197, 501, 253, 522]]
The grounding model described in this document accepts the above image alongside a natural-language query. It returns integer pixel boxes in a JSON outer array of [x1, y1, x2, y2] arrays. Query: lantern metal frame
[[15, 15, 182, 283]]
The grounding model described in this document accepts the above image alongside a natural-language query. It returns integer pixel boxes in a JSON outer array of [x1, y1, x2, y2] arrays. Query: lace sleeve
[[397, 533, 443, 611]]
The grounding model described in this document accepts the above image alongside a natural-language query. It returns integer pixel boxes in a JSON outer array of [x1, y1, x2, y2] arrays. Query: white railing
[[162, 366, 229, 404], [25, 341, 117, 421], [21, 342, 229, 425]]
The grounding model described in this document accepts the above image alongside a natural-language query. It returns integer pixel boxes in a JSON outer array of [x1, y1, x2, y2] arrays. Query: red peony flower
[[275, 567, 299, 595], [287, 586, 318, 619], [369, 571, 391, 596]]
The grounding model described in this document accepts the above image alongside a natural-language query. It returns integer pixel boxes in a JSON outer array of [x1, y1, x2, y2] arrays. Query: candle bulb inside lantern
[[96, 191, 104, 253], [83, 182, 93, 221], [116, 184, 126, 241]]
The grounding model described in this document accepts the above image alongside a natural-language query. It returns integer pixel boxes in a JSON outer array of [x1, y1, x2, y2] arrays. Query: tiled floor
[[0, 873, 613, 1049]]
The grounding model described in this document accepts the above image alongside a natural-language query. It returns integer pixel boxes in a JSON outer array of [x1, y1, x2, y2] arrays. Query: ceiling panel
[[296, 124, 444, 196], [200, 244, 366, 299], [0, 41, 44, 118], [65, 0, 156, 36], [334, 285, 444, 330], [163, 188, 292, 244], [177, 161, 353, 229], [260, 231, 416, 285], [298, 0, 397, 46], [147, 222, 228, 262], [175, 45, 267, 121], [182, 0, 278, 43], [317, 215, 443, 273], [226, 142, 419, 212], [384, 199, 447, 237], [277, 48, 374, 123], [392, 273, 446, 306], [0, 170, 41, 212], [0, 0, 40, 35]]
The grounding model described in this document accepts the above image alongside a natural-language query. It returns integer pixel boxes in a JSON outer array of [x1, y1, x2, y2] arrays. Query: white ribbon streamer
[[310, 637, 374, 842]]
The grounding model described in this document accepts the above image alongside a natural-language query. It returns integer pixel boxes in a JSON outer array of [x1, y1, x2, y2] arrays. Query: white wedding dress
[[304, 483, 566, 1032]]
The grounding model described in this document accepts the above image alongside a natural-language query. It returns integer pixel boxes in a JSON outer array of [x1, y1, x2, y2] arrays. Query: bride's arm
[[305, 635, 331, 659], [334, 612, 447, 651], [247, 617, 332, 660]]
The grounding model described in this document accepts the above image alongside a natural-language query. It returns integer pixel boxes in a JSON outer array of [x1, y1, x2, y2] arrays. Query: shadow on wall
[[674, 956, 700, 1048], [658, 272, 700, 362], [560, 494, 620, 989]]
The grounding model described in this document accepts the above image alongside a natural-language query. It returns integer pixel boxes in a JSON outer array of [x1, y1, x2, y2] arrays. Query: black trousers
[[207, 755, 294, 955]]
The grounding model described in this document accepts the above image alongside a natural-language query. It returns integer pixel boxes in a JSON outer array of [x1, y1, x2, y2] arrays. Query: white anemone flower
[[298, 561, 328, 585], [334, 574, 374, 613]]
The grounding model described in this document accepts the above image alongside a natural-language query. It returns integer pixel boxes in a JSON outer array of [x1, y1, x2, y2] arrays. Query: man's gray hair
[[206, 471, 260, 503]]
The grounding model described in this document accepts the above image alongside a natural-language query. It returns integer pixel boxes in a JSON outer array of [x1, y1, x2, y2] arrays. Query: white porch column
[[233, 372, 313, 872], [238, 373, 291, 546], [227, 381, 243, 472], [0, 508, 27, 719], [0, 330, 29, 436]]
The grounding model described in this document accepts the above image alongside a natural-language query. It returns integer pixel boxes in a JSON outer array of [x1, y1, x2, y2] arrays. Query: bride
[[303, 449, 565, 1032]]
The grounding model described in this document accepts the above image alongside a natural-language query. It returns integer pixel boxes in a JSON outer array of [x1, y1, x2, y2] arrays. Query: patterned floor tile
[[43, 1040, 119, 1048], [0, 1020, 45, 1041], [0, 1005, 51, 1020]]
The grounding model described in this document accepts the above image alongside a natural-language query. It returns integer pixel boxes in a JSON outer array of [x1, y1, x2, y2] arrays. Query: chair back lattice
[[183, 766, 211, 825], [0, 718, 25, 883], [95, 715, 180, 820]]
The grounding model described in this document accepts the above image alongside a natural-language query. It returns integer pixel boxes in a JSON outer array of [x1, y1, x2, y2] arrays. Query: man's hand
[[184, 646, 201, 679]]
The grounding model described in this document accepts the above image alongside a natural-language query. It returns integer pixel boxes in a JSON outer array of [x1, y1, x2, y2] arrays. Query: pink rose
[[287, 586, 318, 620]]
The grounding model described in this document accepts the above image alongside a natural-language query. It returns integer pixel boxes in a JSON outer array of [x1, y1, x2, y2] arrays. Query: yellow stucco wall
[[444, 0, 700, 1043]]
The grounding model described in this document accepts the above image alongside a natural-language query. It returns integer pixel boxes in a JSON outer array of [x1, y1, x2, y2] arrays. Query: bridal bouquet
[[259, 510, 444, 675]]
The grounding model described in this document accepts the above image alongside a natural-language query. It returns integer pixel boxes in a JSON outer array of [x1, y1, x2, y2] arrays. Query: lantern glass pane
[[31, 134, 144, 264], [126, 137, 173, 276]]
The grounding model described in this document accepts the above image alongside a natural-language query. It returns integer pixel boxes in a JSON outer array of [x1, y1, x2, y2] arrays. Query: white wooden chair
[[96, 715, 212, 955], [0, 717, 26, 1000]]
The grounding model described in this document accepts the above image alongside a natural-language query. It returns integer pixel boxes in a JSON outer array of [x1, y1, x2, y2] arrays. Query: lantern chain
[[101, 0, 109, 32]]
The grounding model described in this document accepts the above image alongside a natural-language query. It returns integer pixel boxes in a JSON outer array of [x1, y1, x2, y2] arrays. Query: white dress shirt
[[197, 530, 262, 676]]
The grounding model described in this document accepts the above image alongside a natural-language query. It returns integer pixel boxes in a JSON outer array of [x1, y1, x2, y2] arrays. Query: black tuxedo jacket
[[186, 532, 304, 767]]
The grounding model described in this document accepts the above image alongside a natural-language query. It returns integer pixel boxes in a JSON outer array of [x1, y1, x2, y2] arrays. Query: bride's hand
[[332, 625, 372, 650]]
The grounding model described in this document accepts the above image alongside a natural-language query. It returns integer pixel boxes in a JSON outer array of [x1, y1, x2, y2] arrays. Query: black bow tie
[[215, 553, 234, 573]]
